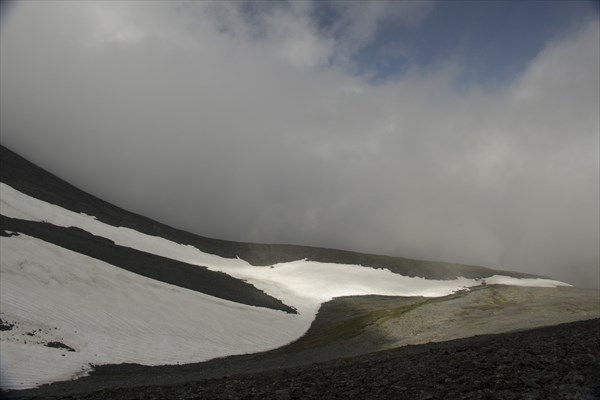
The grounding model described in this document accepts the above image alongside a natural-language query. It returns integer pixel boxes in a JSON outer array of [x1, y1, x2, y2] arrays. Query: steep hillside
[[0, 145, 539, 280], [1, 144, 597, 396]]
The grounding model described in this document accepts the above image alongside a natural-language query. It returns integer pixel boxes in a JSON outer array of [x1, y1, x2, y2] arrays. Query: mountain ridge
[[0, 144, 539, 281], [1, 144, 598, 398]]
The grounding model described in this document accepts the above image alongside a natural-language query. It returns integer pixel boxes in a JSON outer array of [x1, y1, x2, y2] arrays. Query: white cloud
[[0, 1, 598, 287]]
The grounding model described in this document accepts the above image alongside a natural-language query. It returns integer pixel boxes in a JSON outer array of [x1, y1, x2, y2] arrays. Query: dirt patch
[[0, 318, 15, 331], [44, 342, 75, 352]]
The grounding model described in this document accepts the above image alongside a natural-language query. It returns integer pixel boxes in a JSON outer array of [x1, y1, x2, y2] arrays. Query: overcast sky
[[1, 1, 598, 288]]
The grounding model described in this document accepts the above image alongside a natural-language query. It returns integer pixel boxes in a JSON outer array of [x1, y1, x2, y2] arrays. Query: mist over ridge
[[1, 1, 598, 288]]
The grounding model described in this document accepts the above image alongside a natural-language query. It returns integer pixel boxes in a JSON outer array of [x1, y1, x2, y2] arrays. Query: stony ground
[[4, 318, 598, 400]]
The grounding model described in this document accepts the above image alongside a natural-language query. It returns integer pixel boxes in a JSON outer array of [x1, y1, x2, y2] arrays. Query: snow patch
[[0, 235, 305, 389], [0, 182, 570, 389]]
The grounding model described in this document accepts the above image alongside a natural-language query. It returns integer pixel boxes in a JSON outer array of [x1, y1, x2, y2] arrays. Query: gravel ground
[[3, 318, 598, 400]]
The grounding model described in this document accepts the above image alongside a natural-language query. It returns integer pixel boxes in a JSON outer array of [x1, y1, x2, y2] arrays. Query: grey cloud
[[1, 2, 598, 288]]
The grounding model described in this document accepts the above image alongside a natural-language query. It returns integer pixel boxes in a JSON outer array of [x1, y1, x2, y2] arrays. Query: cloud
[[1, 1, 598, 287]]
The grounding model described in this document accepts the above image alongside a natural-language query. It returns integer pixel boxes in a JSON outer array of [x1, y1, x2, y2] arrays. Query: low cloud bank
[[1, 2, 598, 287]]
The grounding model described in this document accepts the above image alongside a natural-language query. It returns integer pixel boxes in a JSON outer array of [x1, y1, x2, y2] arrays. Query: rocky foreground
[[4, 318, 598, 400]]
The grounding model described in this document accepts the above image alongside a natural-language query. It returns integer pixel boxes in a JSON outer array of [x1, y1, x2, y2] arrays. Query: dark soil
[[0, 319, 15, 331], [3, 319, 599, 400], [45, 342, 76, 352]]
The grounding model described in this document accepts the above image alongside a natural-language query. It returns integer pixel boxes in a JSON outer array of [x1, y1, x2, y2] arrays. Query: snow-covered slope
[[0, 181, 569, 390], [0, 234, 304, 389]]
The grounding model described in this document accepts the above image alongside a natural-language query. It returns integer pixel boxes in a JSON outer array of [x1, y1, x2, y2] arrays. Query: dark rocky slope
[[4, 318, 599, 400]]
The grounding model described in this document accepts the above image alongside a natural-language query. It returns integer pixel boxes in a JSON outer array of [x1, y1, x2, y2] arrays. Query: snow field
[[0, 182, 570, 389], [0, 182, 569, 312], [0, 235, 305, 389]]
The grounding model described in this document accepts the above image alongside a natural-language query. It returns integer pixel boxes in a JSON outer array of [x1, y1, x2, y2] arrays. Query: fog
[[1, 1, 598, 287]]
